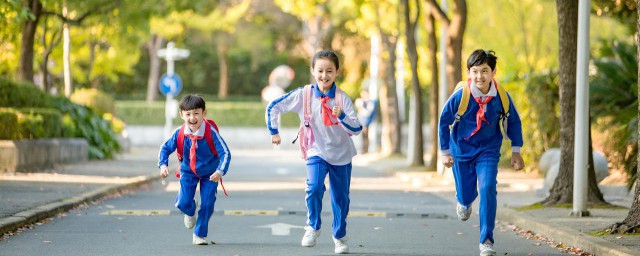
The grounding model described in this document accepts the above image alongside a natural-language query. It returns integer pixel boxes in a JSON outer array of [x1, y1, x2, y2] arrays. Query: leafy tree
[[423, 0, 466, 93], [403, 0, 424, 165]]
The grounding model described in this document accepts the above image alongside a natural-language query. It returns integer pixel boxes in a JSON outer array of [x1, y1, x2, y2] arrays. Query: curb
[[497, 206, 640, 256], [0, 175, 159, 235]]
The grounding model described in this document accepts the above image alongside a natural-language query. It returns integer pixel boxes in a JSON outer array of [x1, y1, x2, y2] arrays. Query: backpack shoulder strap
[[455, 80, 470, 122], [176, 125, 186, 161], [335, 86, 343, 108], [493, 79, 510, 117], [302, 84, 313, 122], [203, 119, 219, 157]]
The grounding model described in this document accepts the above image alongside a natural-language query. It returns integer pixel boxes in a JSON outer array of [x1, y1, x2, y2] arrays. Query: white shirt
[[266, 84, 363, 165]]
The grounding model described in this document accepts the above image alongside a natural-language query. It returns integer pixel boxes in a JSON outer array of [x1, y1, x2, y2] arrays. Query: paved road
[[0, 148, 567, 255]]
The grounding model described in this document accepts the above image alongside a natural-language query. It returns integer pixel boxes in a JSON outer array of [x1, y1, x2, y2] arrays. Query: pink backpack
[[293, 84, 343, 159]]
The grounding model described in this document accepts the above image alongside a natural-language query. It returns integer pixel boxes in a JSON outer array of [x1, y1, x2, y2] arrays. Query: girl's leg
[[328, 162, 352, 239], [476, 160, 499, 244], [452, 160, 478, 207], [306, 157, 329, 230], [175, 172, 199, 216], [194, 177, 218, 238]]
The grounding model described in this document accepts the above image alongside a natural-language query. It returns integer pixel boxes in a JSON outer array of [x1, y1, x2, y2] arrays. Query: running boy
[[266, 50, 362, 254], [158, 94, 231, 245], [438, 49, 524, 256]]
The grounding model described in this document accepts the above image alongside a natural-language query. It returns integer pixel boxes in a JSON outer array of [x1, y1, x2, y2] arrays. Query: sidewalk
[[356, 152, 640, 256], [0, 147, 161, 235]]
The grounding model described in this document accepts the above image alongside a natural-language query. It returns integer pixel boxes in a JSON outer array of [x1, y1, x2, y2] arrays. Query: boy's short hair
[[467, 49, 497, 71], [179, 94, 206, 111]]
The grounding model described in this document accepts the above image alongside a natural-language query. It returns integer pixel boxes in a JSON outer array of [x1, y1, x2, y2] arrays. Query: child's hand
[[511, 153, 525, 171], [332, 106, 342, 117], [210, 172, 222, 182], [442, 155, 454, 168], [160, 165, 169, 178], [271, 134, 281, 145]]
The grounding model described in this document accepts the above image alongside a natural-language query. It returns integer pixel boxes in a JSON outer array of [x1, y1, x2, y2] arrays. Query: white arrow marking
[[256, 223, 305, 236]]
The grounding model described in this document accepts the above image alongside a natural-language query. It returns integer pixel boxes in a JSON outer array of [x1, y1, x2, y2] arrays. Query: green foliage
[[0, 76, 52, 108], [590, 41, 638, 189], [0, 76, 120, 159], [70, 88, 115, 115], [0, 108, 20, 139], [17, 108, 63, 139], [499, 73, 560, 171], [115, 100, 300, 127], [52, 96, 120, 159]]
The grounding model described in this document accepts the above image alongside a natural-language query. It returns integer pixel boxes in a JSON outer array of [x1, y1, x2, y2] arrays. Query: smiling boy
[[438, 49, 524, 256], [158, 94, 231, 245]]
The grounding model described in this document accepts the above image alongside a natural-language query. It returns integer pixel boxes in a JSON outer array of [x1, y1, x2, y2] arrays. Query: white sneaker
[[184, 214, 195, 229], [333, 237, 349, 254], [301, 226, 320, 247], [456, 203, 472, 221], [192, 234, 208, 245], [479, 240, 496, 256]]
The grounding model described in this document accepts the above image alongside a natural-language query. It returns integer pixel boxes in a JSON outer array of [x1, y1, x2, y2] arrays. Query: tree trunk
[[543, 0, 579, 206], [426, 5, 439, 171], [40, 16, 61, 93], [445, 0, 467, 92], [217, 42, 229, 99], [146, 34, 164, 103], [404, 0, 424, 166], [608, 2, 640, 234], [587, 118, 607, 204], [18, 0, 42, 83]]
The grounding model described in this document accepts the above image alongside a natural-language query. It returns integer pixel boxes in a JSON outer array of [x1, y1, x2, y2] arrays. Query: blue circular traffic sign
[[159, 73, 183, 96]]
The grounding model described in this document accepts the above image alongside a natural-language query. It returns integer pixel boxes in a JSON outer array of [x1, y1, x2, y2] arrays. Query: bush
[[17, 108, 63, 139], [0, 108, 20, 139], [0, 76, 51, 108], [115, 100, 300, 127], [70, 88, 115, 115]]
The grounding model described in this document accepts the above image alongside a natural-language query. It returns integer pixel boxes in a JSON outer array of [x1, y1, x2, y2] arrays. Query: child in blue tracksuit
[[439, 49, 524, 256], [266, 50, 362, 254], [158, 94, 231, 245]]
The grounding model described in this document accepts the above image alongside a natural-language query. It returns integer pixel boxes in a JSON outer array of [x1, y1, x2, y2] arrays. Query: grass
[[514, 202, 628, 211]]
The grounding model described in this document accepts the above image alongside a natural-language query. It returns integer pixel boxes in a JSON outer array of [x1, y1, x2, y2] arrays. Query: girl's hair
[[311, 50, 340, 70], [179, 94, 206, 111], [467, 49, 497, 71]]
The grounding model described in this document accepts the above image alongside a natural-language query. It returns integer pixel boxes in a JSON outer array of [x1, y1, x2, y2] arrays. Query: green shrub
[[115, 100, 299, 127], [17, 108, 63, 139], [61, 114, 77, 137], [0, 76, 51, 108], [0, 108, 20, 139], [70, 88, 115, 115]]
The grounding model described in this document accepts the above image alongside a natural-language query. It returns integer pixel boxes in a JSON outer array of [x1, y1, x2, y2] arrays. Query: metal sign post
[[158, 42, 190, 140]]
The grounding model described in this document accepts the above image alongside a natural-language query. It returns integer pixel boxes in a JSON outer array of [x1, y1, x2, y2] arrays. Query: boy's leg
[[328, 162, 352, 239], [451, 160, 478, 207], [306, 157, 329, 231], [175, 173, 199, 216], [194, 177, 218, 238], [476, 160, 499, 244]]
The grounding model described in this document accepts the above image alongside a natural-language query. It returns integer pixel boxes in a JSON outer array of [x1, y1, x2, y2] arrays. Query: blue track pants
[[175, 171, 218, 238], [452, 158, 498, 244], [305, 156, 352, 239]]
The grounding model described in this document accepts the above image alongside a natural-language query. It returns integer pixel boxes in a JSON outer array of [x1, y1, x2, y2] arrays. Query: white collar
[[184, 121, 205, 136], [470, 80, 497, 98]]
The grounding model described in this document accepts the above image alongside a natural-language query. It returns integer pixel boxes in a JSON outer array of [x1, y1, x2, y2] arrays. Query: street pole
[[572, 0, 590, 217], [158, 42, 189, 141], [369, 34, 381, 153], [437, 0, 448, 175]]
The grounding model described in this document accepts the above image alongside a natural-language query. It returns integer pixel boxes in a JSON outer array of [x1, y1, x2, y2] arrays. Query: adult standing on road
[[266, 50, 362, 254]]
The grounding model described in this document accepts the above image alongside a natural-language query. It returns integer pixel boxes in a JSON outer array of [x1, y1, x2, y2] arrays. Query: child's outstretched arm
[[158, 128, 180, 177], [265, 87, 304, 136], [211, 127, 231, 179], [335, 93, 363, 136], [505, 93, 524, 171]]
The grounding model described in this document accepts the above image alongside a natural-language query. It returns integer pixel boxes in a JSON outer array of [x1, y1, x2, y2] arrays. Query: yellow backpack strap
[[495, 81, 510, 117], [455, 81, 470, 122]]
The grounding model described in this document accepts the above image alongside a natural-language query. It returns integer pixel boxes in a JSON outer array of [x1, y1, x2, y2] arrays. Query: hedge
[[0, 107, 65, 139], [115, 101, 300, 127]]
